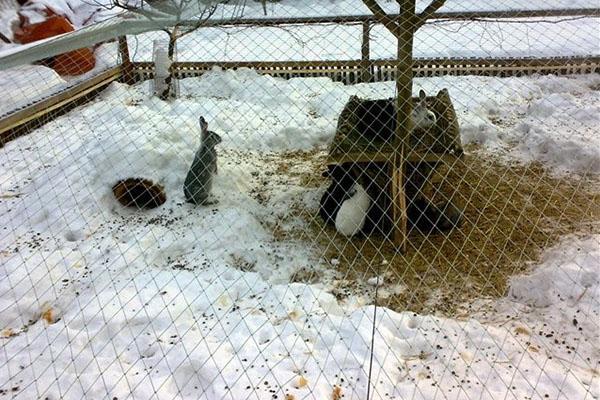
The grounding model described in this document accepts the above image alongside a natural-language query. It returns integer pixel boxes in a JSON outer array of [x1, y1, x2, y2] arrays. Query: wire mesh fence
[[0, 1, 599, 399]]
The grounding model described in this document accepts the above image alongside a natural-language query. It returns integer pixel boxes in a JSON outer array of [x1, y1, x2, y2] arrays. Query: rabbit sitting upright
[[183, 116, 222, 205]]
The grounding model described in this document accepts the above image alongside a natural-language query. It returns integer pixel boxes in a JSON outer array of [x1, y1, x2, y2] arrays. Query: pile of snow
[[473, 235, 600, 397], [0, 69, 598, 398], [186, 69, 600, 175], [448, 73, 600, 173]]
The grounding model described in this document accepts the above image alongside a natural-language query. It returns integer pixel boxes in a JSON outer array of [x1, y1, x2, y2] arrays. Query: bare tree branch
[[416, 0, 446, 28], [361, 0, 399, 37], [97, 0, 242, 100], [260, 0, 266, 16], [0, 32, 10, 44], [113, 0, 174, 20], [430, 15, 593, 24], [177, 4, 218, 39]]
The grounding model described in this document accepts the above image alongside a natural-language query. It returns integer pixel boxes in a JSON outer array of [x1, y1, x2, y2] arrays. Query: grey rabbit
[[183, 116, 222, 205]]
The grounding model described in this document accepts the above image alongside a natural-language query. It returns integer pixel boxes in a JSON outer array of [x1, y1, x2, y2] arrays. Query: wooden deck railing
[[131, 56, 600, 84]]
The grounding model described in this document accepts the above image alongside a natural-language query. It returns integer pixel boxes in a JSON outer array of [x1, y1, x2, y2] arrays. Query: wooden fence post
[[361, 21, 372, 83], [118, 36, 136, 85]]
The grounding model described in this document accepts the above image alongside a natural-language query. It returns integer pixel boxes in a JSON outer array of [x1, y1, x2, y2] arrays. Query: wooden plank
[[0, 66, 122, 135], [118, 36, 136, 84], [328, 150, 460, 164], [131, 56, 600, 80]]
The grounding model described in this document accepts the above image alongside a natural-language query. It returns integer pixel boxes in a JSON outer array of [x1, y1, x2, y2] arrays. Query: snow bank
[[177, 68, 339, 151], [0, 4, 18, 43], [475, 235, 600, 398], [178, 69, 600, 174]]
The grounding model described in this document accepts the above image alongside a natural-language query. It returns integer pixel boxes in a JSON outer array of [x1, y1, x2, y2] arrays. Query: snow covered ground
[[219, 0, 600, 19], [0, 69, 598, 398], [129, 17, 600, 62], [0, 42, 118, 118], [0, 234, 598, 399]]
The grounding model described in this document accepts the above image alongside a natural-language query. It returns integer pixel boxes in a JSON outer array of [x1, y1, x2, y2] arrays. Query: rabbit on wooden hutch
[[322, 89, 464, 238]]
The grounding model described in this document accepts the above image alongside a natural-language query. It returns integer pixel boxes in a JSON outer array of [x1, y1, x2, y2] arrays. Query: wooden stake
[[118, 36, 135, 85], [360, 21, 371, 83], [391, 152, 407, 251]]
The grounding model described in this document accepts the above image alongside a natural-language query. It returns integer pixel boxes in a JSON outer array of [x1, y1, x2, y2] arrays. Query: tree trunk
[[159, 29, 178, 101], [0, 32, 10, 44], [396, 1, 415, 145], [118, 36, 136, 85], [391, 0, 416, 250]]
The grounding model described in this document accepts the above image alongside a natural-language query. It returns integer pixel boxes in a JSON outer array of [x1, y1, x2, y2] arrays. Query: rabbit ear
[[199, 116, 208, 133], [419, 90, 426, 101]]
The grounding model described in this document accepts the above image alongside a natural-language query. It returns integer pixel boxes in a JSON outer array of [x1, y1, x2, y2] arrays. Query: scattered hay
[[332, 386, 343, 400], [289, 266, 323, 284], [41, 304, 60, 325], [270, 149, 600, 316], [229, 253, 256, 272], [0, 328, 15, 338]]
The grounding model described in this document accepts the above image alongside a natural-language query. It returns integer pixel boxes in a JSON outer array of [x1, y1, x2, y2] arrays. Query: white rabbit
[[335, 182, 371, 237], [412, 89, 437, 130]]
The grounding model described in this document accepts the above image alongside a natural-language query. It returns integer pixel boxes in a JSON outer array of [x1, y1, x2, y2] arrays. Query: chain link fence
[[0, 1, 599, 399]]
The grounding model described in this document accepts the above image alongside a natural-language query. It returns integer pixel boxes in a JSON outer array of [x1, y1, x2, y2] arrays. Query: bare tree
[[101, 0, 242, 99], [361, 0, 446, 249]]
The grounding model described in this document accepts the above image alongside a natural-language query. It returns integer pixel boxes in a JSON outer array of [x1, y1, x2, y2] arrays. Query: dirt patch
[[267, 149, 600, 316], [112, 178, 166, 209]]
